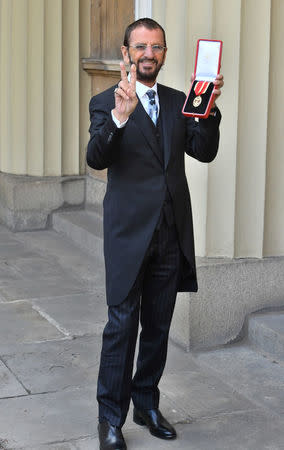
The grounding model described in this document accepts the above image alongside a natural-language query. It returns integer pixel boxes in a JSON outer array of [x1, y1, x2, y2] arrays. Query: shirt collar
[[136, 80, 158, 100], [127, 74, 158, 100]]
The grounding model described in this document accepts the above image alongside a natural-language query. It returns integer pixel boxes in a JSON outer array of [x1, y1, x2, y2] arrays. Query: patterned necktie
[[146, 89, 158, 125]]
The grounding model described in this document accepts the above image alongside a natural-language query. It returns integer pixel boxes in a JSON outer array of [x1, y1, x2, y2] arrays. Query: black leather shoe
[[133, 408, 177, 440], [98, 421, 127, 450]]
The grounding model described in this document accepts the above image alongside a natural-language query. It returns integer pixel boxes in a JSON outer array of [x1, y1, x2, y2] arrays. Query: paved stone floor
[[0, 224, 283, 449]]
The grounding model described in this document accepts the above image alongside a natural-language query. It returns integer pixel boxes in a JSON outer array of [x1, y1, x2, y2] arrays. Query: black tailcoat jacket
[[87, 83, 221, 306]]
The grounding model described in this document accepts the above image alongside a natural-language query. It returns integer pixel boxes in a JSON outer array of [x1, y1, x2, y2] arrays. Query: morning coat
[[87, 83, 221, 306]]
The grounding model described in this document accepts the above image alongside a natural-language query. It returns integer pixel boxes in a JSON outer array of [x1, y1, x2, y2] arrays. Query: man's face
[[121, 26, 167, 85]]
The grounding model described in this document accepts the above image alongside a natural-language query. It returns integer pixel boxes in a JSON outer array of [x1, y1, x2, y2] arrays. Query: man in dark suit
[[87, 18, 223, 450]]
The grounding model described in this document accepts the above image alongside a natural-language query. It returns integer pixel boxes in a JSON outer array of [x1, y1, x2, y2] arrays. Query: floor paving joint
[[32, 304, 72, 337], [0, 356, 31, 395]]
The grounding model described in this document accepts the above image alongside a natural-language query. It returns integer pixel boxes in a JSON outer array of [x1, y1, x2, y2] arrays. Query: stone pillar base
[[170, 256, 284, 351], [85, 173, 106, 214], [84, 176, 284, 351], [0, 172, 85, 231]]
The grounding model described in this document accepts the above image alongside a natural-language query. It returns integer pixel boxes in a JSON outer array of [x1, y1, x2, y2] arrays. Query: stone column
[[79, 0, 92, 175], [27, 0, 45, 176], [62, 0, 80, 176], [206, 0, 242, 257], [234, 0, 271, 258], [263, 0, 284, 256], [185, 0, 213, 257], [0, 0, 12, 173], [44, 0, 63, 176], [11, 0, 28, 175], [0, 0, 89, 230]]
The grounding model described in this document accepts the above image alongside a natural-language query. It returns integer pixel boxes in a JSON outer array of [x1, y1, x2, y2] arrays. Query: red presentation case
[[182, 39, 223, 119]]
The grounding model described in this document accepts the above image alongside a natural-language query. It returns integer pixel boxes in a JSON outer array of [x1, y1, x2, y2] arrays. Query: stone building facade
[[0, 0, 283, 348]]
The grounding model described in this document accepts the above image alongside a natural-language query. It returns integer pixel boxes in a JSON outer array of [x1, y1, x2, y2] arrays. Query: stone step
[[248, 310, 284, 361], [193, 342, 284, 418], [51, 209, 284, 356], [52, 210, 103, 261]]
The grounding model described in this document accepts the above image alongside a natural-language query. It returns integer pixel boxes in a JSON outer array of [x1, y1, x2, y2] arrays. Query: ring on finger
[[114, 87, 119, 94]]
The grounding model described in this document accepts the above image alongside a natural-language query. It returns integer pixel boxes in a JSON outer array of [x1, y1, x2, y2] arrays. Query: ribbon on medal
[[193, 81, 210, 107]]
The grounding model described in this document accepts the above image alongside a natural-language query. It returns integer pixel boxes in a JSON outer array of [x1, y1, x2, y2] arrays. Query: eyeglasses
[[128, 44, 166, 54]]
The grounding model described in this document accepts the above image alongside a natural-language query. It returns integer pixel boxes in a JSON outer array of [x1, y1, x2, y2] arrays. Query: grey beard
[[128, 54, 163, 82]]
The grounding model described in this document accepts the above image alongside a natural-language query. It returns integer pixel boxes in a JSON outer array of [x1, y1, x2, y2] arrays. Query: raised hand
[[112, 62, 138, 123]]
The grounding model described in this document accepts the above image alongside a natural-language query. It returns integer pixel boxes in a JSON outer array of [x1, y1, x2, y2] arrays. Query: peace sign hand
[[112, 62, 138, 124]]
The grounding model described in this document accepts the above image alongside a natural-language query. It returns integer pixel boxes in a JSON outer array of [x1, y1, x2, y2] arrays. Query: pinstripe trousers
[[97, 217, 182, 427]]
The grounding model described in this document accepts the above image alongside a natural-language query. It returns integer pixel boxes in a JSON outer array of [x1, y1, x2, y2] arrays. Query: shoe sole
[[100, 445, 127, 450]]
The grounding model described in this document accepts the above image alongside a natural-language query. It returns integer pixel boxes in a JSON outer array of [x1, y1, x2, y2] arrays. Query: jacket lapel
[[130, 97, 163, 166], [158, 84, 174, 170]]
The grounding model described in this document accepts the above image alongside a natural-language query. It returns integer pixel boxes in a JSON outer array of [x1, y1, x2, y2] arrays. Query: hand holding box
[[182, 39, 223, 119]]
